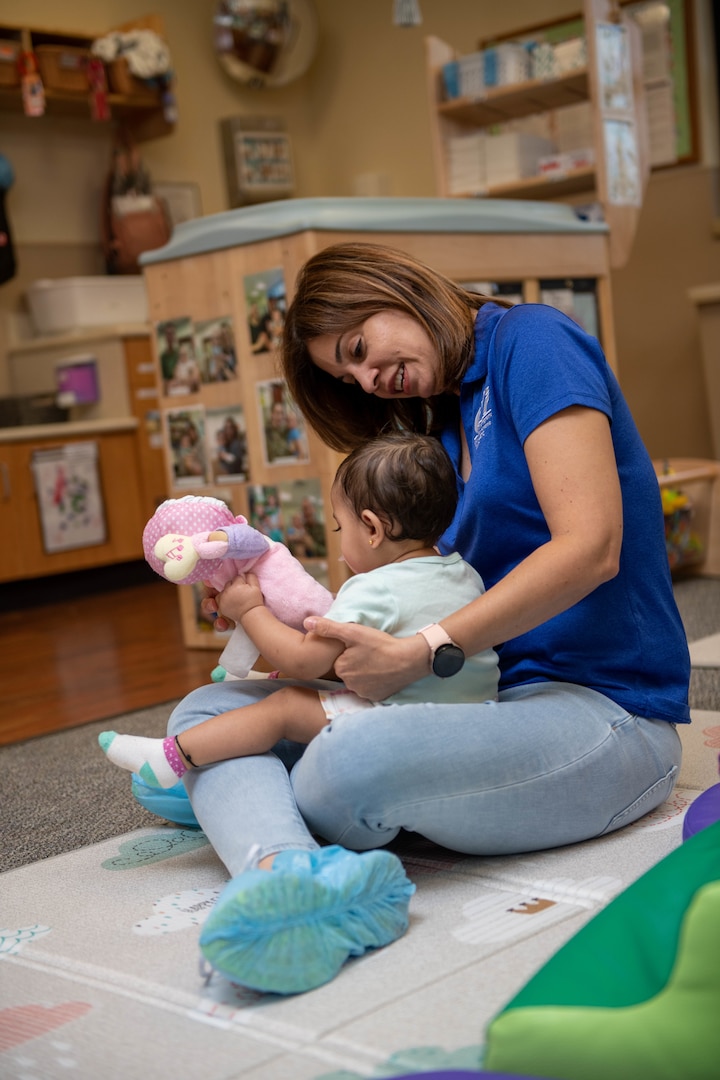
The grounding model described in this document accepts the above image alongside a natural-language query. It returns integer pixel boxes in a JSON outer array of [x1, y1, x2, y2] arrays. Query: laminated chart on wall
[[31, 441, 106, 553]]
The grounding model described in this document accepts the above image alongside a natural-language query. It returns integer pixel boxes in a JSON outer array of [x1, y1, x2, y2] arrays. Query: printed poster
[[31, 442, 106, 553]]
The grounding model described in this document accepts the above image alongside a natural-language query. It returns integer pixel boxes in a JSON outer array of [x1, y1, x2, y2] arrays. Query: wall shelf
[[437, 70, 590, 128], [0, 15, 173, 141], [426, 0, 649, 268]]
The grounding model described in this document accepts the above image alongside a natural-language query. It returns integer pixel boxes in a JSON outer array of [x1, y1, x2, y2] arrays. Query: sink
[[0, 395, 70, 427]]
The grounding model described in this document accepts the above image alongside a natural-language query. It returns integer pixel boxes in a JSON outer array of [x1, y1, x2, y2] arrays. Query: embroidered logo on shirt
[[473, 385, 492, 447]]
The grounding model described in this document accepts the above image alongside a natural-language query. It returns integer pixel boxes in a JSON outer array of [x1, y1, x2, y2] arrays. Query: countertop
[[0, 417, 139, 444], [6, 324, 151, 357]]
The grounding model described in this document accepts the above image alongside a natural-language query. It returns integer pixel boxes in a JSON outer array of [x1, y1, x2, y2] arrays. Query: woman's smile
[[309, 310, 440, 399]]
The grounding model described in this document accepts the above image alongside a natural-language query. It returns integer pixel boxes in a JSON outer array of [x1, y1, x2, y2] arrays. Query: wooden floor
[[1, 563, 219, 747]]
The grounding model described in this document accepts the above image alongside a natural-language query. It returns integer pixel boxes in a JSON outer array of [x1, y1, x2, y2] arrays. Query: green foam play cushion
[[483, 821, 720, 1079]]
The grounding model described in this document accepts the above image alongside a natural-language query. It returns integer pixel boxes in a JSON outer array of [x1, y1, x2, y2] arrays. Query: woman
[[168, 242, 689, 996]]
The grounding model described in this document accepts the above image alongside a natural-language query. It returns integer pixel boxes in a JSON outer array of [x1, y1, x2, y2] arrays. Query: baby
[[99, 432, 500, 787]]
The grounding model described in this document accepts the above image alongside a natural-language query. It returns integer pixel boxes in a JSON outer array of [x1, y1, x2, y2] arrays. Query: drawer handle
[[0, 461, 9, 500]]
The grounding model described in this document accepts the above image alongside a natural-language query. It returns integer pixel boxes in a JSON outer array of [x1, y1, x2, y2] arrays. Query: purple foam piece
[[683, 782, 720, 840]]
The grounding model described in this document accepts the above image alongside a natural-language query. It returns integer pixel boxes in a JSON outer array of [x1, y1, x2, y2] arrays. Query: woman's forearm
[[441, 533, 618, 658]]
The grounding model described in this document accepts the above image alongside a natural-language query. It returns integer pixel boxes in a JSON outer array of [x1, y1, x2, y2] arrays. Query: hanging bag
[[102, 134, 171, 274]]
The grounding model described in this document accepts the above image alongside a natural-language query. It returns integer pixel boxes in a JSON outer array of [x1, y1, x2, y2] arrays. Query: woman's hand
[[304, 617, 430, 700], [218, 572, 265, 624]]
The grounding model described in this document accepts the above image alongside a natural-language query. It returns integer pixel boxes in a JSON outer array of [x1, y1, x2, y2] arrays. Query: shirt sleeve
[[493, 303, 613, 445], [325, 572, 400, 633]]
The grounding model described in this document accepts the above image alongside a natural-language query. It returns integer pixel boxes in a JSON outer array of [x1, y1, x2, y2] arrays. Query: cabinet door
[[4, 432, 146, 581], [0, 444, 26, 582]]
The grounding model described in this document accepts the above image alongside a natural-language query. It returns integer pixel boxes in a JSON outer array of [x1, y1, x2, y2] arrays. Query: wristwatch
[[417, 623, 465, 678]]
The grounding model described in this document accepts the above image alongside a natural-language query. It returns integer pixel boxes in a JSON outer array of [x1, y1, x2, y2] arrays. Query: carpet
[[1, 710, 719, 1080]]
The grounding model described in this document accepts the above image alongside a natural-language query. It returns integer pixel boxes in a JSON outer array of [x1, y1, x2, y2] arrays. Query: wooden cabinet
[[426, 0, 649, 268], [140, 195, 622, 647], [122, 335, 168, 517], [0, 427, 147, 584], [142, 232, 350, 649], [0, 14, 173, 141]]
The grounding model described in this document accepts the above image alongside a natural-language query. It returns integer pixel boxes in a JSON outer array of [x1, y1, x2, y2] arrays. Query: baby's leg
[[99, 685, 326, 788], [179, 685, 327, 762]]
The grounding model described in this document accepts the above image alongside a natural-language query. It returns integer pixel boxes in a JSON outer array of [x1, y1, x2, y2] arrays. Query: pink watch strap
[[416, 623, 454, 655]]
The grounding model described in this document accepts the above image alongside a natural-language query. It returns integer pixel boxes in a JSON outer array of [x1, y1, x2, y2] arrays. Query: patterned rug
[[2, 711, 718, 1080]]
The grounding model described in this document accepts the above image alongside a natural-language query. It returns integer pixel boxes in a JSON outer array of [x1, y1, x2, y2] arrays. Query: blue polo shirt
[[438, 302, 690, 723]]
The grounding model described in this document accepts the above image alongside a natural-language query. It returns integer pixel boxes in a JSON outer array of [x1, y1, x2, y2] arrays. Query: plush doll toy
[[143, 495, 334, 679]]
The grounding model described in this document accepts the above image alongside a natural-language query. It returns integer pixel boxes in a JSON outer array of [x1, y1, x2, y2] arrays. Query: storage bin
[[35, 45, 89, 92], [655, 459, 720, 576], [0, 39, 20, 87], [106, 57, 159, 99], [27, 277, 149, 335]]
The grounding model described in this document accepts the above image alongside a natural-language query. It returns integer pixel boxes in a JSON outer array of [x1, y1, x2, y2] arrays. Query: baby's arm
[[218, 573, 343, 680]]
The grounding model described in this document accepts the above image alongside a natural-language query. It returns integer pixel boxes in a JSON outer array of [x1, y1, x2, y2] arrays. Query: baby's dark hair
[[333, 432, 457, 546]]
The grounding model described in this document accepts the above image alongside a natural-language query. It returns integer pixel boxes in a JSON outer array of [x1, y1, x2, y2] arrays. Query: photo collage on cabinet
[[155, 267, 330, 639]]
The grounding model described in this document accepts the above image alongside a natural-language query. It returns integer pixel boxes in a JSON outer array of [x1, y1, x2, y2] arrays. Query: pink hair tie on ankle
[[163, 736, 189, 779]]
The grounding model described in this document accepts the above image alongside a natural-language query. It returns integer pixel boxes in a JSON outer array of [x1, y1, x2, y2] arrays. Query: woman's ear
[[360, 509, 385, 546]]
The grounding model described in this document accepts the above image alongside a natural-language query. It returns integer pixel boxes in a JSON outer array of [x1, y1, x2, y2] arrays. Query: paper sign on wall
[[32, 441, 106, 553]]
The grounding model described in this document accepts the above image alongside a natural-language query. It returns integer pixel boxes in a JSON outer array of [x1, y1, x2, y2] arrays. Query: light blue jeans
[[168, 678, 683, 876]]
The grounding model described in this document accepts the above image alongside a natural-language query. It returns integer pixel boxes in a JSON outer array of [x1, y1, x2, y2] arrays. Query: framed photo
[[156, 317, 200, 396], [165, 405, 208, 488], [244, 267, 286, 355], [221, 116, 295, 206], [206, 405, 249, 483], [194, 316, 238, 384], [154, 182, 203, 226], [256, 378, 309, 466], [248, 477, 330, 585]]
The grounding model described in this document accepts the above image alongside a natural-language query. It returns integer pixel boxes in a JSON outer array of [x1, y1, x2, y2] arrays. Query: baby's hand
[[218, 572, 265, 623]]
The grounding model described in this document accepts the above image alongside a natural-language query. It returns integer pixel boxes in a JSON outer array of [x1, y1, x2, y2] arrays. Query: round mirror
[[214, 0, 319, 88]]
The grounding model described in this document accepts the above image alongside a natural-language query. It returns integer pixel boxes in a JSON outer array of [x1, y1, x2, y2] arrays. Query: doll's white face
[[153, 533, 199, 581], [308, 310, 441, 399]]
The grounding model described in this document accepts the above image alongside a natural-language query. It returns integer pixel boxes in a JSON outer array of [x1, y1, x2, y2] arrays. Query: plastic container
[[655, 458, 720, 576], [27, 277, 149, 335]]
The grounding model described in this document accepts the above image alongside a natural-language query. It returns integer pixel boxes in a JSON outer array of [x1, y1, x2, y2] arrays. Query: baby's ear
[[361, 509, 385, 544], [153, 533, 200, 581]]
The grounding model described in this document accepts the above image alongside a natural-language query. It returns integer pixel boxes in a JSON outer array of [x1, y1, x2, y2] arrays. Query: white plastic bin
[[27, 277, 149, 335]]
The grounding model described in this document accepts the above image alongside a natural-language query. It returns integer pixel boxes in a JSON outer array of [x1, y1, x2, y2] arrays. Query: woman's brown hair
[[281, 242, 499, 452]]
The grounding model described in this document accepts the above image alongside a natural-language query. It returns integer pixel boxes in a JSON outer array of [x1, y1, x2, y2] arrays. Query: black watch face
[[433, 643, 465, 678]]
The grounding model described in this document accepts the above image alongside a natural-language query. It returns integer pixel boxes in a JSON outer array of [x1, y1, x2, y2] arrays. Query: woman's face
[[308, 310, 441, 399]]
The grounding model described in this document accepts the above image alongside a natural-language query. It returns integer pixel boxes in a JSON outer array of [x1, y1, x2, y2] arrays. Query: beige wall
[[2, 0, 720, 456]]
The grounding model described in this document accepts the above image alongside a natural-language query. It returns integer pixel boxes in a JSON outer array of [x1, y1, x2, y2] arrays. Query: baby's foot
[[98, 732, 188, 788]]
